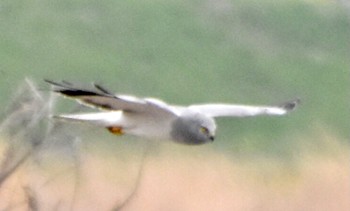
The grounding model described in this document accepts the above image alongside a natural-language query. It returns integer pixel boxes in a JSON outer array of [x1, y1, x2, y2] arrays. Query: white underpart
[[54, 110, 174, 140]]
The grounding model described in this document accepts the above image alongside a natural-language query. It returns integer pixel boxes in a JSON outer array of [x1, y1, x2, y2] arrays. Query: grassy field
[[0, 0, 349, 210], [1, 0, 349, 140]]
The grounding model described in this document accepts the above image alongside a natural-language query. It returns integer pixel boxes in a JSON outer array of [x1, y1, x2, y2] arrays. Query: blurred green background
[[1, 0, 349, 157]]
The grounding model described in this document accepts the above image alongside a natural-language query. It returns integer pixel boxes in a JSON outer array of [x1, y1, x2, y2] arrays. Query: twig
[[113, 142, 154, 211], [24, 186, 39, 211], [0, 150, 31, 188]]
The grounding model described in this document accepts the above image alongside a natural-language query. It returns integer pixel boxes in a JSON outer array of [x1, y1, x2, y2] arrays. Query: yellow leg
[[107, 126, 124, 135]]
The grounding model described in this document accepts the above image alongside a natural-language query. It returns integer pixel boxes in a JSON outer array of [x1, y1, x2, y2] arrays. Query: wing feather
[[45, 80, 178, 119], [189, 99, 299, 118]]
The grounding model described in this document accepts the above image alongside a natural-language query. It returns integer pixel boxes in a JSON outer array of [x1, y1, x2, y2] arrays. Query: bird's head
[[170, 110, 216, 145]]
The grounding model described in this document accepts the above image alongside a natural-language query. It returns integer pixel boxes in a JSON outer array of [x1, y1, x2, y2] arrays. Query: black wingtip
[[45, 79, 112, 97], [44, 79, 62, 86], [280, 98, 301, 111], [44, 79, 74, 88], [93, 83, 113, 95]]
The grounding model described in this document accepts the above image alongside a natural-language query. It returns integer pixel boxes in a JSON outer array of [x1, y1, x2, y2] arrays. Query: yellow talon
[[107, 126, 124, 135]]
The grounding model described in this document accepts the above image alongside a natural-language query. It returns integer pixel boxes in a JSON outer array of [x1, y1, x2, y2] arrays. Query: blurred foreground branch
[[0, 78, 49, 187], [0, 78, 81, 210]]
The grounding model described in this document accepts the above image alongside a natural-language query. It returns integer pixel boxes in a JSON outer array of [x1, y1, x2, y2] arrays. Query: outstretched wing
[[189, 99, 300, 118], [45, 80, 178, 118]]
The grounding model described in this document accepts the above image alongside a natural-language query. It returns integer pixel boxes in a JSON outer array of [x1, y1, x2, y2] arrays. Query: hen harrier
[[46, 80, 299, 145]]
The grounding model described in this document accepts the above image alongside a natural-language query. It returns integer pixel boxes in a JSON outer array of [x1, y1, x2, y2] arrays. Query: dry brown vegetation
[[0, 135, 349, 211]]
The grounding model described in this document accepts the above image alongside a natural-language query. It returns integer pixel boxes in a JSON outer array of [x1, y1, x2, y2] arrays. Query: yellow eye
[[200, 127, 209, 134]]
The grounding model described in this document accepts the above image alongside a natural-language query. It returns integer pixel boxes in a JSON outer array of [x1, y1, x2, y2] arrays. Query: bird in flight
[[46, 80, 299, 145]]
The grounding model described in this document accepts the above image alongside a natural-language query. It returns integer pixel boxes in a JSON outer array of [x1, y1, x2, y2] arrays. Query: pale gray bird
[[46, 80, 299, 145]]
